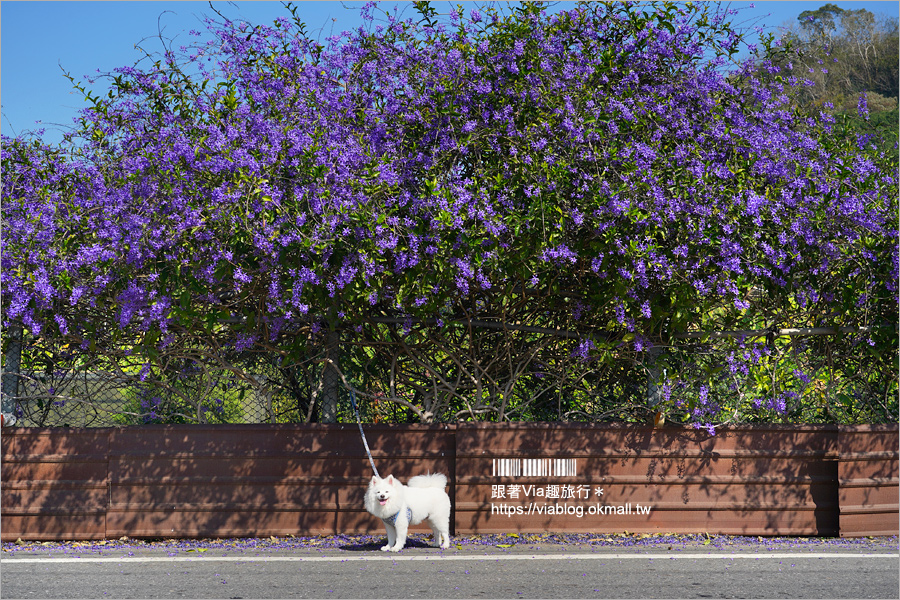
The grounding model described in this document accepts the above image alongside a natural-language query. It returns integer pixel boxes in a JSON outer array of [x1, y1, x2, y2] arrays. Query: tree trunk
[[320, 330, 340, 423]]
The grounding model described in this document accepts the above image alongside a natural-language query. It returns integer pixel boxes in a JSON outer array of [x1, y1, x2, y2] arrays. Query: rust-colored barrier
[[1, 423, 896, 541], [1, 428, 109, 540], [837, 425, 900, 537], [2, 424, 455, 542], [455, 423, 844, 536]]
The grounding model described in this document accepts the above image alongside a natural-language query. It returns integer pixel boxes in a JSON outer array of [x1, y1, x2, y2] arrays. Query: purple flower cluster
[[2, 532, 894, 555], [1, 2, 896, 426]]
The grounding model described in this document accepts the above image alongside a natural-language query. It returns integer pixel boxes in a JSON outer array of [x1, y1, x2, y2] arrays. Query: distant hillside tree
[[783, 4, 898, 108]]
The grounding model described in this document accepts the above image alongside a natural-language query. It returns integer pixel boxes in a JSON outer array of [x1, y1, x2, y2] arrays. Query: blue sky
[[2, 1, 897, 145]]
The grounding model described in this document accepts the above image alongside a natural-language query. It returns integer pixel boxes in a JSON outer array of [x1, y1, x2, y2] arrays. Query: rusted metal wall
[[837, 425, 900, 537], [2, 424, 455, 542], [1, 423, 896, 541], [455, 423, 844, 536], [1, 428, 109, 540]]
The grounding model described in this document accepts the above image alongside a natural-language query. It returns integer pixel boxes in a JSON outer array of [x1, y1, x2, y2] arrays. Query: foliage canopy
[[2, 1, 897, 428]]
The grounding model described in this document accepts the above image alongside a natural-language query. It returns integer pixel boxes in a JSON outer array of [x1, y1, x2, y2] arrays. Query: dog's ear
[[386, 475, 394, 486], [370, 475, 378, 485]]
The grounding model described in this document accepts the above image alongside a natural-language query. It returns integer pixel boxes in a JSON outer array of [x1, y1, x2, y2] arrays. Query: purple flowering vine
[[1, 1, 896, 426]]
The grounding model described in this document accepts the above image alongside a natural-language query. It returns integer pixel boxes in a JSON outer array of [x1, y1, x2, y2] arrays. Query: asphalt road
[[2, 544, 898, 599]]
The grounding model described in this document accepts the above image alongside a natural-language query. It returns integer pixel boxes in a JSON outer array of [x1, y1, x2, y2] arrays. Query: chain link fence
[[6, 368, 267, 428], [0, 331, 384, 427], [2, 322, 896, 427], [2, 365, 379, 428]]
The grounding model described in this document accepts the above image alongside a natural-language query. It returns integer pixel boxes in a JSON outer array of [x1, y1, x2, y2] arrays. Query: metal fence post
[[2, 325, 23, 425]]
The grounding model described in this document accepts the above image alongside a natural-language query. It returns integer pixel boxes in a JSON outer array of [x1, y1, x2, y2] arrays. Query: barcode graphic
[[492, 458, 577, 477]]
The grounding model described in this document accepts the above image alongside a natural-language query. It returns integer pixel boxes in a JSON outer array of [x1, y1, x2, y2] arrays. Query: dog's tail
[[407, 473, 447, 489]]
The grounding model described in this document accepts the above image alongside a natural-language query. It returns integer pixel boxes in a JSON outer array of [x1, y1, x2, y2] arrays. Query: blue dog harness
[[383, 507, 413, 526]]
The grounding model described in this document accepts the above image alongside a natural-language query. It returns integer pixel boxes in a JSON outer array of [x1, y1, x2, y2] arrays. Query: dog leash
[[349, 388, 380, 478]]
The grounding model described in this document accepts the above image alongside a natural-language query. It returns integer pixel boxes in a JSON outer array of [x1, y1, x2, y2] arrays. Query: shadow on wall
[[2, 423, 897, 541], [1, 423, 456, 541], [455, 423, 844, 536]]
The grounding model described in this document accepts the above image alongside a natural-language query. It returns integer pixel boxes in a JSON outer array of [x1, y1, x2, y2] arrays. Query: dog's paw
[[380, 545, 391, 552], [389, 545, 404, 552]]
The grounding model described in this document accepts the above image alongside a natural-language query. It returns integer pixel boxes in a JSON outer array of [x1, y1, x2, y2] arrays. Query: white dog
[[364, 473, 451, 552]]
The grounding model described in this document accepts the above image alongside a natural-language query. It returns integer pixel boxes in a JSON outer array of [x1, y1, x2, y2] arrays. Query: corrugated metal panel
[[104, 424, 455, 539], [2, 423, 896, 541], [838, 425, 900, 537], [1, 428, 109, 541], [455, 423, 840, 536]]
